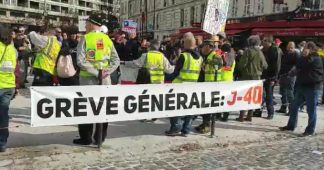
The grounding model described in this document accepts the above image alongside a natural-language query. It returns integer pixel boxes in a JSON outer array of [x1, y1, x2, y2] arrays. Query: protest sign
[[31, 81, 263, 127], [202, 0, 230, 35], [78, 16, 89, 32], [122, 20, 137, 33]]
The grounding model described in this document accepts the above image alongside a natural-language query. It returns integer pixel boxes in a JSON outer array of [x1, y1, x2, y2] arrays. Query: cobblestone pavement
[[83, 135, 324, 170], [3, 134, 322, 170]]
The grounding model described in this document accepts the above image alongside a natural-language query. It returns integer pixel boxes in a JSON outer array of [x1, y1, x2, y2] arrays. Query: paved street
[[0, 86, 324, 169]]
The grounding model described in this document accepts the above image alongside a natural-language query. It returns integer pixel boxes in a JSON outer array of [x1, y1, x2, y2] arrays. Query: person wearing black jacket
[[280, 42, 323, 137], [261, 36, 282, 119], [276, 42, 300, 115]]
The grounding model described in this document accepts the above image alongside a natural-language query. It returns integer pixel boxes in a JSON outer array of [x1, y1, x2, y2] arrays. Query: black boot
[[253, 109, 262, 117], [276, 106, 288, 114], [221, 112, 229, 122]]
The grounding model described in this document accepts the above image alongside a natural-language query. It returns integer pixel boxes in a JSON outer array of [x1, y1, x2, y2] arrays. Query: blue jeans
[[279, 76, 296, 108], [264, 80, 274, 116], [0, 89, 14, 147], [287, 87, 320, 134], [169, 116, 193, 134]]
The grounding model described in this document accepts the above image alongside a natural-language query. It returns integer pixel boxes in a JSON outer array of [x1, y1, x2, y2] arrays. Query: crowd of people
[[0, 11, 324, 152]]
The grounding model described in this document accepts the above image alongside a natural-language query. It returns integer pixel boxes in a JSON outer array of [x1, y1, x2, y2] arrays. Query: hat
[[217, 32, 226, 39], [88, 12, 106, 26], [274, 38, 282, 46]]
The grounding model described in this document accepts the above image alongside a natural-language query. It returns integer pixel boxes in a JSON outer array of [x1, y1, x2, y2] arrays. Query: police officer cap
[[88, 12, 106, 26]]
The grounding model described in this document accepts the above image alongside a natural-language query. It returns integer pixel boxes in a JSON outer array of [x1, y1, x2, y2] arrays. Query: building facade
[[0, 0, 120, 26], [120, 0, 324, 40]]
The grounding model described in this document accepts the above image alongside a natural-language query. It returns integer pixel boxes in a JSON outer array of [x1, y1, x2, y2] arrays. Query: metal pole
[[210, 114, 216, 137], [97, 64, 103, 149]]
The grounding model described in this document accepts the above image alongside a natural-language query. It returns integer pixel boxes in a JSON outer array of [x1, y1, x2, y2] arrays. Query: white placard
[[202, 0, 230, 35], [30, 81, 263, 127], [78, 16, 89, 32]]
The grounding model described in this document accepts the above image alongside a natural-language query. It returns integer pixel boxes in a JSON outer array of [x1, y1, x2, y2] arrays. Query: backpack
[[136, 67, 151, 84], [56, 54, 76, 78]]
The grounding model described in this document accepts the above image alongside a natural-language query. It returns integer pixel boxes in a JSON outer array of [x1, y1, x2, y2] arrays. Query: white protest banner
[[122, 20, 137, 33], [78, 16, 89, 32], [202, 0, 230, 35], [31, 81, 263, 127]]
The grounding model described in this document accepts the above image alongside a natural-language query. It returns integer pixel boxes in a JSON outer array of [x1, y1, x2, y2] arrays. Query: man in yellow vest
[[195, 39, 223, 134], [74, 12, 120, 145], [122, 39, 174, 84], [165, 35, 203, 137], [29, 29, 61, 86], [0, 25, 17, 152]]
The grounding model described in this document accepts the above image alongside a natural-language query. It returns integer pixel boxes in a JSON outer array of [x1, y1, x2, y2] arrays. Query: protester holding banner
[[165, 36, 203, 137], [0, 25, 17, 152], [236, 35, 268, 122], [75, 12, 120, 145], [195, 39, 223, 134]]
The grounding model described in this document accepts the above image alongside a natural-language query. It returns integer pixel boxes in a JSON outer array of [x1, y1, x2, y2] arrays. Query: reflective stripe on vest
[[146, 51, 164, 84], [80, 32, 113, 77], [173, 52, 202, 83], [33, 36, 61, 75], [205, 51, 219, 82], [0, 43, 16, 89]]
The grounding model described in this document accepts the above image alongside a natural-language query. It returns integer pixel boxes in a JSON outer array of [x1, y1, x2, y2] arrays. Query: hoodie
[[172, 49, 201, 80]]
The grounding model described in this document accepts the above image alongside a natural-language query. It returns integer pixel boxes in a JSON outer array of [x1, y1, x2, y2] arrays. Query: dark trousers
[[279, 76, 296, 109], [264, 80, 274, 116], [32, 68, 53, 86], [78, 123, 108, 142], [287, 87, 319, 134], [0, 89, 14, 147]]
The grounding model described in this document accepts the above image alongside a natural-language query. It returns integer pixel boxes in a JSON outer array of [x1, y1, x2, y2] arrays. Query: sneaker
[[298, 132, 315, 137], [73, 138, 92, 145], [276, 109, 288, 114], [266, 114, 274, 120], [165, 130, 180, 136], [0, 145, 6, 152], [180, 132, 189, 137], [279, 126, 294, 131]]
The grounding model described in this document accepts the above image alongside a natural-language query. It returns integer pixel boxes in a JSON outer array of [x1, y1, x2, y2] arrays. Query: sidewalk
[[1, 87, 324, 169]]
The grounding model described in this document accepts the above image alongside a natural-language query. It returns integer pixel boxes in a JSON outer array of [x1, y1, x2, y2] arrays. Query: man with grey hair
[[236, 35, 268, 122], [122, 39, 174, 84]]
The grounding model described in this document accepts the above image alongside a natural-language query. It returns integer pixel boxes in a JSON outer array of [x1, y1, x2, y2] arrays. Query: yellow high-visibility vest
[[0, 42, 17, 89], [173, 52, 202, 83], [80, 32, 113, 77], [146, 51, 164, 84], [33, 36, 61, 75]]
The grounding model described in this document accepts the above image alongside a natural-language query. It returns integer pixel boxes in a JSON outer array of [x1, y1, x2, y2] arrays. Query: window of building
[[51, 5, 60, 12], [10, 11, 25, 17], [61, 7, 68, 14], [172, 0, 175, 5], [0, 10, 6, 15], [61, 0, 68, 4], [256, 0, 264, 14], [243, 0, 251, 16], [79, 10, 85, 16], [156, 13, 159, 29], [17, 0, 28, 7], [314, 0, 321, 9], [190, 6, 195, 24], [180, 9, 184, 27], [321, 0, 324, 9], [231, 0, 238, 17], [30, 1, 39, 9], [79, 0, 85, 7], [201, 3, 205, 22], [164, 0, 167, 7]]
